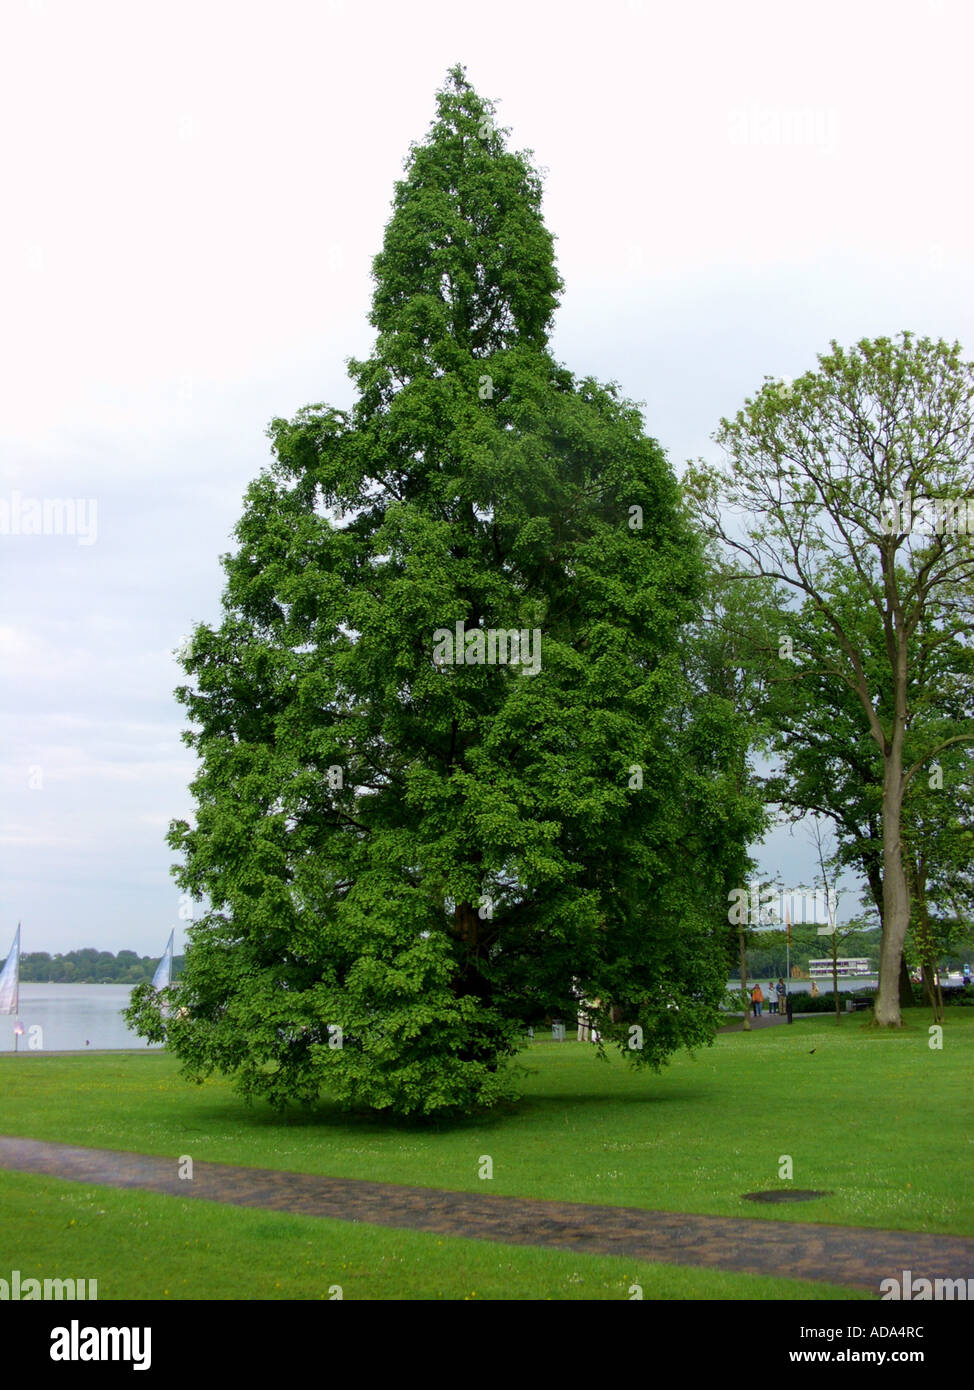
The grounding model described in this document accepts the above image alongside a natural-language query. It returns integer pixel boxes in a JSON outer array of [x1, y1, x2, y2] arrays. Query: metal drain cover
[[742, 1189, 833, 1203]]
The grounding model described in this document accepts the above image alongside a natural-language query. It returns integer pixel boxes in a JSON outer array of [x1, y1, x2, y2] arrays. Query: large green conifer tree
[[128, 67, 761, 1116]]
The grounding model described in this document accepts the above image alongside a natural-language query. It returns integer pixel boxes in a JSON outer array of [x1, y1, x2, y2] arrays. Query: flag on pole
[[0, 924, 21, 1015], [151, 930, 174, 992]]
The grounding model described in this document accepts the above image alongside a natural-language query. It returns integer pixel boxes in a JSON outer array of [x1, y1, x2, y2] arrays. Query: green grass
[[0, 1169, 867, 1300], [1, 1008, 970, 1237]]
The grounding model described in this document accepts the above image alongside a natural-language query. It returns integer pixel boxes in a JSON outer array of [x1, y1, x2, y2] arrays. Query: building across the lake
[[808, 957, 872, 978]]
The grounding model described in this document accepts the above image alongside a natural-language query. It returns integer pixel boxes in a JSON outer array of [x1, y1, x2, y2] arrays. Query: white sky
[[2, 0, 972, 955]]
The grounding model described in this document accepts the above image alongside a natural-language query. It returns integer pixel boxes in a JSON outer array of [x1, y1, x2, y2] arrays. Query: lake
[[0, 984, 163, 1053], [0, 976, 900, 1052], [726, 975, 879, 994]]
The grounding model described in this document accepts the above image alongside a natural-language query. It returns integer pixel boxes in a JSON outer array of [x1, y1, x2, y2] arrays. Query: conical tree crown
[[129, 67, 764, 1120], [367, 64, 562, 370]]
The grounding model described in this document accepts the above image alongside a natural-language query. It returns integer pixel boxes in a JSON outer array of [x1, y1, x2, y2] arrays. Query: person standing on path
[[768, 981, 778, 1015], [751, 983, 764, 1017]]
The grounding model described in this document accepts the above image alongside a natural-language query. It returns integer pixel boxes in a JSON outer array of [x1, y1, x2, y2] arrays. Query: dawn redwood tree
[[686, 334, 974, 1027], [127, 67, 760, 1116]]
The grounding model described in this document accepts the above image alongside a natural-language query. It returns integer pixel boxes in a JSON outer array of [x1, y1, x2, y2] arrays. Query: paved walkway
[[719, 1012, 821, 1032], [3, 1135, 972, 1292], [720, 1013, 786, 1031]]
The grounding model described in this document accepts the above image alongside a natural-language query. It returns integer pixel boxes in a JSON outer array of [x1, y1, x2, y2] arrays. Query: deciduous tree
[[128, 67, 761, 1114], [687, 334, 974, 1025]]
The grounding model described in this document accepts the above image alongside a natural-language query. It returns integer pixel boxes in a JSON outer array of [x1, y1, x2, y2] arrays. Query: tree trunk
[[451, 901, 488, 1000], [898, 953, 913, 1010], [738, 927, 750, 1031], [918, 961, 936, 1012], [874, 747, 908, 1026], [912, 863, 943, 1025]]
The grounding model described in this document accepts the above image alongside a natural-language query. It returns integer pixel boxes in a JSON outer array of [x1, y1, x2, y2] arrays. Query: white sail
[[151, 930, 174, 992], [0, 924, 21, 1015]]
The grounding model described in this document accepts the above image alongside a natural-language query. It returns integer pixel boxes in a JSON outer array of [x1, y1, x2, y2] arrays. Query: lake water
[[726, 975, 879, 995], [0, 977, 895, 1052], [0, 984, 163, 1053]]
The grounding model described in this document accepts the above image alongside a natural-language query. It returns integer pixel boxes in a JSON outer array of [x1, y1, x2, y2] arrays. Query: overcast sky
[[2, 0, 972, 957]]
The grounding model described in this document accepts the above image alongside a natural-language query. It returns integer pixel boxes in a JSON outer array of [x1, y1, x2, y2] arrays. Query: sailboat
[[151, 930, 174, 992], [0, 924, 22, 1049], [0, 924, 20, 1015], [151, 930, 174, 1021]]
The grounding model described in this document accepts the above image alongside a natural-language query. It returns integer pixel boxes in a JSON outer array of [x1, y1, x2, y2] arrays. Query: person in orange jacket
[[751, 983, 764, 1018]]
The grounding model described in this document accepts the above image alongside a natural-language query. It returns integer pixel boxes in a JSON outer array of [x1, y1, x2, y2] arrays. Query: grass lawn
[[0, 1169, 867, 1300], [0, 1008, 969, 1241]]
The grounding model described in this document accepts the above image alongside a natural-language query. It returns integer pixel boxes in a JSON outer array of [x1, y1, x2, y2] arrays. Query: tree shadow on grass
[[180, 1075, 697, 1143]]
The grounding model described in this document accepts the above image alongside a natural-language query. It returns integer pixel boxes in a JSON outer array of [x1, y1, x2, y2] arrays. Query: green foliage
[[131, 67, 762, 1118]]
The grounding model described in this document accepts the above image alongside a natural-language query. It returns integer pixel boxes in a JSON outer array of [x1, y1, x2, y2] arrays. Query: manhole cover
[[742, 1189, 833, 1203]]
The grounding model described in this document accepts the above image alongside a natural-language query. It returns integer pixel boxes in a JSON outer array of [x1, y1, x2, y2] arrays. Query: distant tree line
[[745, 923, 880, 979], [6, 948, 185, 985]]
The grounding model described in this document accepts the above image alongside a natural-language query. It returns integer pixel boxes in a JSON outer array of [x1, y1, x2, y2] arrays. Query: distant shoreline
[[4, 1047, 165, 1055], [12, 978, 182, 987], [12, 981, 146, 989]]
